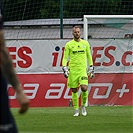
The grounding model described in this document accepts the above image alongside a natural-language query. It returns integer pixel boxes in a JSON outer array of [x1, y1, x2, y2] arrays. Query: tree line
[[3, 0, 133, 21]]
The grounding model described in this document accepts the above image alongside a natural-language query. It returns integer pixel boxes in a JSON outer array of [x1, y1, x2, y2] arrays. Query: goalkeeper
[[62, 26, 94, 116]]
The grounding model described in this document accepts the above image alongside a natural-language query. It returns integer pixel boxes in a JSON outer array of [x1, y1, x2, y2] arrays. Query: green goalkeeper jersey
[[62, 39, 93, 69]]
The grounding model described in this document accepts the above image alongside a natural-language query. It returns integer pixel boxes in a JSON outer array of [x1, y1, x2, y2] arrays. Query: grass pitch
[[11, 106, 133, 133]]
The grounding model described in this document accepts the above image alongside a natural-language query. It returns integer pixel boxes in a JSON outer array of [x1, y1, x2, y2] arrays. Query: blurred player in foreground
[[62, 26, 94, 116], [0, 3, 30, 133]]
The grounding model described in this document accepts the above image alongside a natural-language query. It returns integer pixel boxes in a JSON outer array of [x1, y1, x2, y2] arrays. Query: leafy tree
[[3, 0, 132, 21]]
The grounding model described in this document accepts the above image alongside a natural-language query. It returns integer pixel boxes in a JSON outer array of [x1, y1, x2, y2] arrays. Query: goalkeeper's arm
[[86, 41, 94, 78], [62, 43, 70, 78]]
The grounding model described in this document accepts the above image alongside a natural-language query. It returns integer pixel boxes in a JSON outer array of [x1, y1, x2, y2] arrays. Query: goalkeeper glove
[[62, 66, 69, 78], [87, 66, 94, 79]]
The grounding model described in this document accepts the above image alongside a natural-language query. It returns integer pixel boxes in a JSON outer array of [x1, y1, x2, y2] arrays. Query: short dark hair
[[73, 25, 81, 29]]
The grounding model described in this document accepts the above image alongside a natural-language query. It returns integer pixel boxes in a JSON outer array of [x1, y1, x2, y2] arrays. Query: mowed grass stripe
[[11, 106, 133, 133]]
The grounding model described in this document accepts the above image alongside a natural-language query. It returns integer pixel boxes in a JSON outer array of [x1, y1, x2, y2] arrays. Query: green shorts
[[67, 67, 88, 88]]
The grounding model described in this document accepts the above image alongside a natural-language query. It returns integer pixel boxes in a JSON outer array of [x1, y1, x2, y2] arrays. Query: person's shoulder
[[66, 39, 74, 45], [80, 39, 89, 44]]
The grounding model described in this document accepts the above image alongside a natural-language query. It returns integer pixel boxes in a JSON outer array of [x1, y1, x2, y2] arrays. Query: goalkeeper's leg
[[72, 89, 79, 116], [81, 90, 88, 107], [81, 85, 88, 116]]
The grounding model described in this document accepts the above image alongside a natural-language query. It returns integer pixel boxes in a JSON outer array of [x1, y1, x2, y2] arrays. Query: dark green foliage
[[3, 0, 133, 21]]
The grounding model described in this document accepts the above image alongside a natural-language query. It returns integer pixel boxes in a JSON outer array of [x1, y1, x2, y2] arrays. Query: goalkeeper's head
[[72, 26, 81, 41]]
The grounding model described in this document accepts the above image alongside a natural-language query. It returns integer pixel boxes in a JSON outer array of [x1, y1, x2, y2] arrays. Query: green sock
[[81, 91, 88, 106], [72, 92, 79, 110]]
